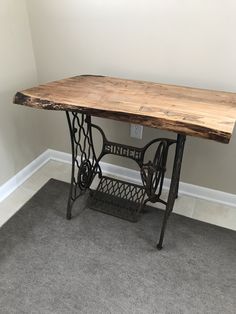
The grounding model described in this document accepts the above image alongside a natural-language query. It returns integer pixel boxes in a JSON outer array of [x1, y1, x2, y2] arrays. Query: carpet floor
[[0, 179, 235, 314]]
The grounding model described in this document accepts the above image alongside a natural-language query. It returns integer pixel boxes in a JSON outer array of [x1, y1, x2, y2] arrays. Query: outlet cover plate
[[130, 124, 143, 139]]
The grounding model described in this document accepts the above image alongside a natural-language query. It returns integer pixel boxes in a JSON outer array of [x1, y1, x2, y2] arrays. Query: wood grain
[[14, 75, 236, 143]]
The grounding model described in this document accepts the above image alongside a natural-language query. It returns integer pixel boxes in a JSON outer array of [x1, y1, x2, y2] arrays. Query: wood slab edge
[[13, 91, 231, 144]]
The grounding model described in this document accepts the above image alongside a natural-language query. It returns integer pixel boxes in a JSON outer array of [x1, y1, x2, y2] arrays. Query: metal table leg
[[66, 111, 101, 220], [157, 134, 186, 249]]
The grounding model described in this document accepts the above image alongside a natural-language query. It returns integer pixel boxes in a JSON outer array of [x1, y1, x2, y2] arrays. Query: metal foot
[[66, 212, 72, 220], [156, 243, 163, 250]]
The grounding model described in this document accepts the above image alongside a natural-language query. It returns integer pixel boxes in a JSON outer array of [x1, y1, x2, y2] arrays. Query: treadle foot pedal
[[88, 176, 146, 222]]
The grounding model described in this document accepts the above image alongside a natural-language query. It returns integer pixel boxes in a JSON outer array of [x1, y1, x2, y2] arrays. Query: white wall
[[26, 0, 236, 193], [0, 0, 48, 185]]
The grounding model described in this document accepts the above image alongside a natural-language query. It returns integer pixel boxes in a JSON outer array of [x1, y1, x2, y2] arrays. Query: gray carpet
[[0, 179, 235, 314]]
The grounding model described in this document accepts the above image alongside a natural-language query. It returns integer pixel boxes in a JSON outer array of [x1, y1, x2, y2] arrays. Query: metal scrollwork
[[141, 140, 170, 204], [77, 159, 93, 190], [66, 112, 101, 219]]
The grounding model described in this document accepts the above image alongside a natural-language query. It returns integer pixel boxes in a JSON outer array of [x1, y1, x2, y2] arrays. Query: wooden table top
[[14, 75, 236, 143]]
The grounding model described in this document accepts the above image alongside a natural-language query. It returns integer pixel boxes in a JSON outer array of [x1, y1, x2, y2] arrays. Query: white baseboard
[[1, 149, 236, 208], [0, 150, 51, 202]]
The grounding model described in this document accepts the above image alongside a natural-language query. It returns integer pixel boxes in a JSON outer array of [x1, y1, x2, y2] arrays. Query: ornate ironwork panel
[[97, 176, 146, 204], [89, 176, 146, 222], [66, 112, 101, 218], [141, 140, 171, 205]]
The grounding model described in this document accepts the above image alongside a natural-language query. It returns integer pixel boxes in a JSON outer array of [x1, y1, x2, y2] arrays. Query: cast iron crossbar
[[66, 111, 186, 249]]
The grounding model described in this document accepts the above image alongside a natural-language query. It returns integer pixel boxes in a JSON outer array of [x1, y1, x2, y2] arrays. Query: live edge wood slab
[[14, 75, 236, 143]]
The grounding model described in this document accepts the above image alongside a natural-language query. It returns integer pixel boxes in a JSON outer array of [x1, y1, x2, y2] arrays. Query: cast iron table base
[[66, 111, 186, 249]]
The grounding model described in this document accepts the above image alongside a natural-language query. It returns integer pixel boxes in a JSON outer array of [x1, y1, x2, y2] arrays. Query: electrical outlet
[[130, 124, 143, 139]]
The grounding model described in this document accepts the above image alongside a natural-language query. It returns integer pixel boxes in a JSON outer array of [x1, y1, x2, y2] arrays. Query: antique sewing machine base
[[66, 111, 186, 249]]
